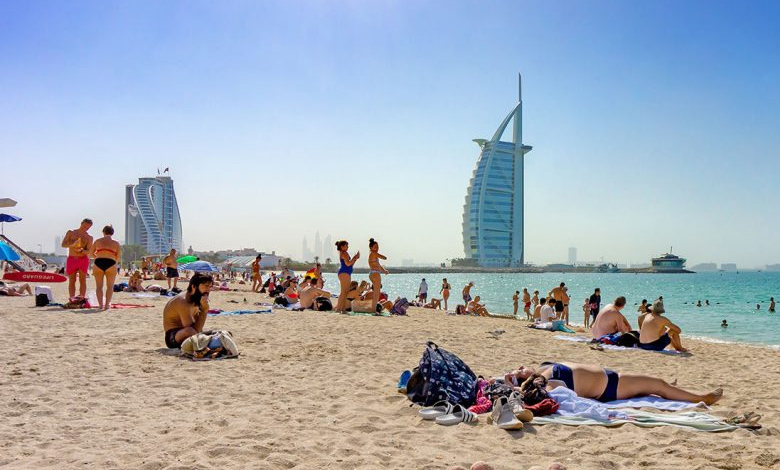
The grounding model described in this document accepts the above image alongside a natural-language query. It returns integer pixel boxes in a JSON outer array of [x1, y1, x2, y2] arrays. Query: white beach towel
[[537, 388, 732, 431]]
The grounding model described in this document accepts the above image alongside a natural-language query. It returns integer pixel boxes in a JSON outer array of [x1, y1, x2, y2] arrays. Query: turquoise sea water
[[319, 271, 780, 349]]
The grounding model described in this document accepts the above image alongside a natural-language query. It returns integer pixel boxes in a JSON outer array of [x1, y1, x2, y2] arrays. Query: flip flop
[[488, 397, 524, 430], [419, 400, 454, 420], [435, 404, 478, 426], [397, 370, 412, 393]]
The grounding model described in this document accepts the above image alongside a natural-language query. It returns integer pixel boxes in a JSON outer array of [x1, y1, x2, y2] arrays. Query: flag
[[164, 167, 169, 173]]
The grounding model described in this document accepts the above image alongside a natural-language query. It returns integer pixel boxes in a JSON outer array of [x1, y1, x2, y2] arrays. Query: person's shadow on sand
[[155, 348, 181, 357]]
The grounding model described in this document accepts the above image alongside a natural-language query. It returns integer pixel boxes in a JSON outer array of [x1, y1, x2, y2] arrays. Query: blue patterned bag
[[406, 341, 477, 407]]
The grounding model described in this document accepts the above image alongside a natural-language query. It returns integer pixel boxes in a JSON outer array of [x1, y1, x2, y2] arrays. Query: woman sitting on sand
[[507, 362, 723, 405], [467, 296, 492, 317]]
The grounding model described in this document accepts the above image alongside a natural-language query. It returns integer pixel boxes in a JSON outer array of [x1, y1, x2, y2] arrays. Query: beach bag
[[274, 297, 289, 306], [406, 341, 477, 407], [616, 331, 640, 348], [390, 297, 410, 315], [181, 330, 238, 359], [314, 297, 332, 311], [35, 293, 50, 307]]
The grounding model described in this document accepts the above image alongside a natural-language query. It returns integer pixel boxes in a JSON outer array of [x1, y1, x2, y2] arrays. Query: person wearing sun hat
[[638, 298, 688, 352]]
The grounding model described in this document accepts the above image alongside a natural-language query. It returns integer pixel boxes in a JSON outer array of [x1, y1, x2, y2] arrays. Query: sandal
[[419, 401, 453, 420], [435, 404, 478, 426], [397, 370, 412, 394]]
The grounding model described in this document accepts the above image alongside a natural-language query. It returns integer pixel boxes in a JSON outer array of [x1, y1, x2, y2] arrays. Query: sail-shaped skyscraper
[[125, 175, 183, 254], [462, 75, 533, 267]]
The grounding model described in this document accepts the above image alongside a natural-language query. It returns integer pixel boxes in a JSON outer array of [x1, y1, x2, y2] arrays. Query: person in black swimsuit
[[510, 362, 723, 405], [90, 225, 121, 310]]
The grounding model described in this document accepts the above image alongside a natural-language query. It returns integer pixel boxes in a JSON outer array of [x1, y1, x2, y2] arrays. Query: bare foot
[[703, 388, 724, 405], [671, 378, 677, 386]]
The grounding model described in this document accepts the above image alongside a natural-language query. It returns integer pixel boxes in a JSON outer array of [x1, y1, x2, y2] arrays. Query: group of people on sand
[[59, 218, 187, 309], [334, 238, 389, 314], [61, 218, 121, 310], [590, 296, 688, 352]]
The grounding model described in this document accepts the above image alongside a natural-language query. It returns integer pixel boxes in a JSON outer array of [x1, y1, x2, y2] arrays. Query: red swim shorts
[[66, 255, 90, 275]]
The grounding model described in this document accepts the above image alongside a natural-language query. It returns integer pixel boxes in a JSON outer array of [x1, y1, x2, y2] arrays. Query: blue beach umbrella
[[0, 213, 21, 235], [0, 241, 21, 261], [179, 260, 219, 272]]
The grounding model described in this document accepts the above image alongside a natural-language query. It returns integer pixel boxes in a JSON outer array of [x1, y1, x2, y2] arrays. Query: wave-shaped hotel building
[[125, 175, 183, 254], [462, 75, 532, 267]]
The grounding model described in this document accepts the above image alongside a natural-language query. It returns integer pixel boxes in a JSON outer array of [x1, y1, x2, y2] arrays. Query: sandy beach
[[2, 279, 779, 470]]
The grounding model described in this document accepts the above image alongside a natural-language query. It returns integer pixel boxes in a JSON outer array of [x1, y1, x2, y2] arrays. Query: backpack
[[181, 330, 239, 359], [616, 331, 640, 348], [35, 293, 50, 307], [406, 342, 477, 407], [314, 297, 332, 311], [390, 298, 410, 315]]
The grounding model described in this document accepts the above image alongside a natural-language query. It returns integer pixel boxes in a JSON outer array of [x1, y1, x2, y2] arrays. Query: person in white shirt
[[540, 297, 557, 322], [417, 278, 428, 303]]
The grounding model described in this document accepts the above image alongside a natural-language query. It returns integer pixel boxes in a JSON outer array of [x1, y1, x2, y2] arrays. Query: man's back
[[591, 306, 629, 338], [639, 314, 672, 343]]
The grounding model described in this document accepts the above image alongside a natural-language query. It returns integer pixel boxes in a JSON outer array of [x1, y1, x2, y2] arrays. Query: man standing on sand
[[418, 278, 428, 303], [522, 288, 531, 320], [638, 299, 688, 352], [513, 291, 519, 316], [163, 248, 179, 290], [589, 288, 602, 325], [162, 273, 213, 349], [251, 254, 262, 292], [591, 296, 631, 339], [462, 281, 474, 307], [61, 218, 93, 298]]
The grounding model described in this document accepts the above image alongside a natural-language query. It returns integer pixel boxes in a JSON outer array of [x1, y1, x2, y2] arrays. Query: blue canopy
[[0, 241, 21, 261], [0, 214, 21, 223], [179, 260, 219, 272]]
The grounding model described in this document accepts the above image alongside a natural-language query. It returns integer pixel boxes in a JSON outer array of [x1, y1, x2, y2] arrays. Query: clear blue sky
[[2, 0, 780, 267]]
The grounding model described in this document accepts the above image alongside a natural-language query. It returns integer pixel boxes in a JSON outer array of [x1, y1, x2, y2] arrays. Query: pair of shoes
[[487, 396, 524, 430], [508, 392, 534, 422]]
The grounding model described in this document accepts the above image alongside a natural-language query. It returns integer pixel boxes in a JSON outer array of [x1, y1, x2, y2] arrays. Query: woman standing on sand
[[367, 238, 389, 313], [90, 225, 121, 310], [440, 278, 451, 311], [335, 240, 360, 313]]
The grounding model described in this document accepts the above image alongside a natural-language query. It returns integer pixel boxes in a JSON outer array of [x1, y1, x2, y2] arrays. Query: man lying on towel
[[163, 273, 213, 349]]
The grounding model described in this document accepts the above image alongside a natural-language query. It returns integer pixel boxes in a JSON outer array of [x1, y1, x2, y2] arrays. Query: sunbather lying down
[[507, 362, 723, 405], [0, 282, 32, 296]]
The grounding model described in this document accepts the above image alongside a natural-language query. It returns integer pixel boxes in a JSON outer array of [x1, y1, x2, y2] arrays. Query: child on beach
[[582, 297, 591, 328]]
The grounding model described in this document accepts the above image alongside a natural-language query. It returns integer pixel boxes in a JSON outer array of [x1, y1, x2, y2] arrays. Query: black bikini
[[93, 247, 118, 272]]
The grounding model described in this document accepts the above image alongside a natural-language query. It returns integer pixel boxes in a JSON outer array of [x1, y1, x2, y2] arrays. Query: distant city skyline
[[2, 1, 780, 268]]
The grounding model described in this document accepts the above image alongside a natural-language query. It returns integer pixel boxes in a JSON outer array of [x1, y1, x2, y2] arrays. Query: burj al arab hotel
[[462, 75, 533, 267]]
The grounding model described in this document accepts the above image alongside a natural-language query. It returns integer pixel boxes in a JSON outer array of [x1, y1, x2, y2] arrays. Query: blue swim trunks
[[639, 333, 672, 351]]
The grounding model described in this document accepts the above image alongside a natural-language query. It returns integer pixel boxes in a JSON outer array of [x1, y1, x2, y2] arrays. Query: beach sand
[[1, 279, 779, 469]]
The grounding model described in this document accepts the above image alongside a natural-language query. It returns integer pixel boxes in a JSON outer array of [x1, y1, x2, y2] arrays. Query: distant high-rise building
[[323, 235, 332, 260], [314, 231, 322, 259], [54, 236, 66, 256], [568, 247, 577, 265], [302, 236, 312, 261], [125, 175, 182, 254], [462, 74, 533, 267]]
